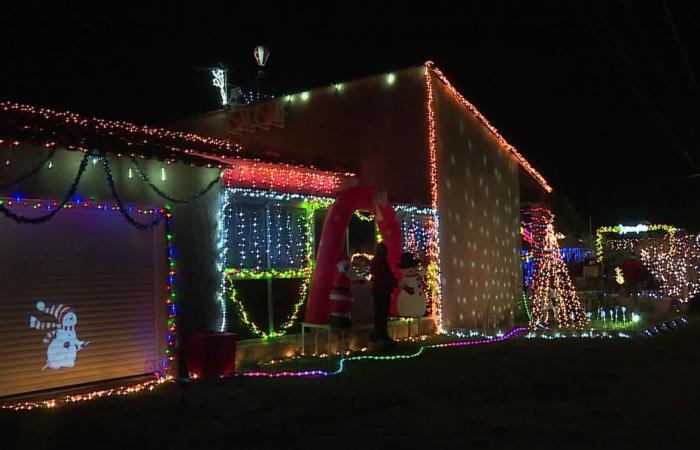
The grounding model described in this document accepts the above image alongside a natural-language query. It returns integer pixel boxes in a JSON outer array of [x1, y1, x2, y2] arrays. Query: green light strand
[[522, 290, 532, 321], [225, 202, 317, 339]]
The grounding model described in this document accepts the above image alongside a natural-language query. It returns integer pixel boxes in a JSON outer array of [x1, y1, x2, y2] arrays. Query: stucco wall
[[175, 67, 432, 206], [431, 80, 523, 330]]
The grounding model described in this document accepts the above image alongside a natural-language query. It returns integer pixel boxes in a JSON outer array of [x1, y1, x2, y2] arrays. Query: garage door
[[0, 201, 165, 398]]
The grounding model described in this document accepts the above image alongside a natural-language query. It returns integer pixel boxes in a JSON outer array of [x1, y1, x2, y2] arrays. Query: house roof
[[0, 101, 241, 167], [426, 62, 552, 193], [176, 62, 552, 194]]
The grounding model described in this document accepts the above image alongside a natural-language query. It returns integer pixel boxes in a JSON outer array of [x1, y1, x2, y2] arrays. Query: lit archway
[[304, 186, 403, 324]]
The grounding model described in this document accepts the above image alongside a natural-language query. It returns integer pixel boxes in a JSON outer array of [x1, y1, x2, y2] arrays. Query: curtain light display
[[224, 200, 308, 270], [640, 233, 700, 303], [522, 207, 588, 329], [218, 187, 318, 337], [217, 187, 436, 335]]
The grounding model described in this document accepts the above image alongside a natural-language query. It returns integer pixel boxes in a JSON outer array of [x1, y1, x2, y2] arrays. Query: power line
[[662, 0, 700, 97], [574, 1, 699, 170]]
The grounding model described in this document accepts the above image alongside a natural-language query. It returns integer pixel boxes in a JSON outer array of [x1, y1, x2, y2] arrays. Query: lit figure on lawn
[[29, 300, 88, 370], [396, 252, 427, 318]]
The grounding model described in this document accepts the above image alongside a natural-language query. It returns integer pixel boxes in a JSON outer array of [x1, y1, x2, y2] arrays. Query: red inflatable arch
[[304, 186, 403, 324]]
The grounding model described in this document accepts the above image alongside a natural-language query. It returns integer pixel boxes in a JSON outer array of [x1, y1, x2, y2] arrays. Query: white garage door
[[0, 201, 165, 398]]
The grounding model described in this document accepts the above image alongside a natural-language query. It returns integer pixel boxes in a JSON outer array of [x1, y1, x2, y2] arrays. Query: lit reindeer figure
[[28, 301, 88, 370]]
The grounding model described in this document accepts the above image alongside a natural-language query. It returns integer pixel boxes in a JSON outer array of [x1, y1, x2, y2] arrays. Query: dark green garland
[[130, 157, 221, 204], [101, 157, 163, 230], [0, 147, 57, 189], [0, 152, 90, 224]]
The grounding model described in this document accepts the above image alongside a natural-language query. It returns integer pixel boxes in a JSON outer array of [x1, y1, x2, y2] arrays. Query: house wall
[[175, 67, 432, 206], [431, 79, 523, 330], [0, 146, 223, 338]]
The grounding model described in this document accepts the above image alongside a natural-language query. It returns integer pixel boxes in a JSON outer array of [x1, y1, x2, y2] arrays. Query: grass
[[2, 318, 700, 450]]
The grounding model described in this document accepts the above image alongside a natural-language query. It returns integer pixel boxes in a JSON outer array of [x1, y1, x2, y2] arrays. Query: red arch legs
[[304, 186, 403, 324]]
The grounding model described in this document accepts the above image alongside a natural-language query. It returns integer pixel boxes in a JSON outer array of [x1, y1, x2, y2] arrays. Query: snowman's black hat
[[396, 252, 420, 269]]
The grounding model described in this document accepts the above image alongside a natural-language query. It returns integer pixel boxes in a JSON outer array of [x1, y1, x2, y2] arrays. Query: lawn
[[3, 319, 699, 450]]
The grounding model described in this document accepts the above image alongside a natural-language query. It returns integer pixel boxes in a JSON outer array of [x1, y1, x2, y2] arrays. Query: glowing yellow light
[[334, 83, 343, 91], [386, 73, 396, 85], [301, 92, 310, 101], [615, 267, 625, 285]]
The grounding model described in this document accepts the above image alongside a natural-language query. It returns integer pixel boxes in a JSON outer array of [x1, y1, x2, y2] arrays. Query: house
[[175, 61, 551, 336], [0, 60, 551, 400]]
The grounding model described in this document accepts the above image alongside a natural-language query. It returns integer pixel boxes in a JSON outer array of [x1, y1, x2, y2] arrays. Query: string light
[[238, 327, 526, 378], [596, 223, 676, 263], [640, 233, 700, 303], [217, 187, 436, 337], [424, 63, 444, 331], [522, 207, 588, 329], [0, 101, 236, 166], [219, 188, 318, 338], [1, 376, 172, 411], [642, 316, 688, 336], [223, 160, 354, 195], [425, 62, 552, 193]]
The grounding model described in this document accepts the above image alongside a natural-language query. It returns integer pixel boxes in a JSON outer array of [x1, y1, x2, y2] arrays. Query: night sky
[[2, 1, 700, 229]]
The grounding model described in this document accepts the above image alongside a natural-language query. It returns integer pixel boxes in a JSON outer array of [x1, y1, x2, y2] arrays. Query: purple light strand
[[238, 326, 527, 379]]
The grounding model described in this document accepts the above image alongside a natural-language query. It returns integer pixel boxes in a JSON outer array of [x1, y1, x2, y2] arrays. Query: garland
[[101, 156, 163, 230], [130, 157, 222, 203], [0, 146, 57, 189], [354, 210, 374, 222], [0, 152, 89, 224], [225, 267, 308, 280], [227, 270, 312, 339]]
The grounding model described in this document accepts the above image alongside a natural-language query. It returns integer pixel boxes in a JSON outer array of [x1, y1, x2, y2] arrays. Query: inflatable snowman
[[396, 252, 427, 317], [29, 301, 88, 370]]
